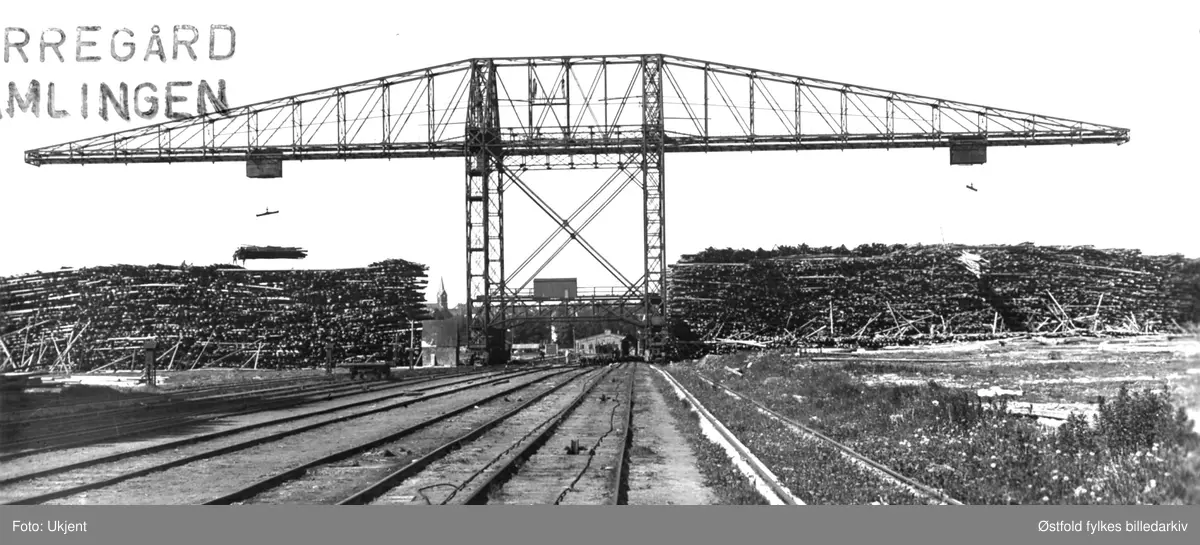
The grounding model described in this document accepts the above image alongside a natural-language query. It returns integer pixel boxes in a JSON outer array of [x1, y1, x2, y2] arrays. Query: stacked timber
[[668, 243, 1197, 347], [0, 259, 430, 372], [979, 244, 1186, 334]]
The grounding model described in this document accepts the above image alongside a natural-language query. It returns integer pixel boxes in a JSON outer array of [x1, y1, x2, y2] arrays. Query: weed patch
[[671, 353, 1200, 504]]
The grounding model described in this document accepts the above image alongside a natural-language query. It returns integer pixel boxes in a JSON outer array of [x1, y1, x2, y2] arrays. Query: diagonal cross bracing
[[503, 168, 637, 292], [504, 168, 637, 292]]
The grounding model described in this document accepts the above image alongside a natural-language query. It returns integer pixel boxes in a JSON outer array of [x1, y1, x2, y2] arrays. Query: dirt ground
[[625, 366, 718, 505]]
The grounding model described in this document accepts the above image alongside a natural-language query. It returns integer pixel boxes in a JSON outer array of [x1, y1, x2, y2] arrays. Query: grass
[[659, 369, 928, 504], [672, 350, 1200, 504]]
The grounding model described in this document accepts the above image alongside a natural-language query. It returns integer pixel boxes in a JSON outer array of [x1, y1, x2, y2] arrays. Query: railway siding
[[0, 369, 488, 470], [487, 363, 637, 505], [0, 368, 565, 505], [229, 368, 596, 504], [363, 366, 617, 505]]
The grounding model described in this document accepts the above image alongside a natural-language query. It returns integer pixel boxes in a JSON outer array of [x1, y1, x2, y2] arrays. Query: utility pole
[[408, 319, 416, 370]]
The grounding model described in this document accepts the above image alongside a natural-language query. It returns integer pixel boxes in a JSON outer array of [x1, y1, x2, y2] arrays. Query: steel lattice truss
[[24, 54, 1128, 362]]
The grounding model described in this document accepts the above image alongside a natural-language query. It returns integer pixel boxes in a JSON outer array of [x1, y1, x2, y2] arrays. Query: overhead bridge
[[23, 54, 1129, 362]]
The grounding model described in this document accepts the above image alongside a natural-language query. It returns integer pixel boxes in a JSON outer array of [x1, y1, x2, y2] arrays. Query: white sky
[[1, 0, 1197, 306]]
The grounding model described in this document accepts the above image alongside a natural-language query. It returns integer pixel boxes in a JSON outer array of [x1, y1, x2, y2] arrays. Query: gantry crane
[[24, 54, 1129, 363]]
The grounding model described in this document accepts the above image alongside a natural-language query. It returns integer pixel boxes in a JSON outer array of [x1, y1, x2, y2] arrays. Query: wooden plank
[[190, 338, 213, 370], [809, 357, 977, 364], [208, 347, 248, 367], [56, 322, 91, 373], [853, 312, 882, 338], [709, 338, 768, 348], [49, 336, 64, 374], [85, 353, 135, 374], [166, 341, 181, 371], [0, 338, 14, 371], [0, 320, 52, 339]]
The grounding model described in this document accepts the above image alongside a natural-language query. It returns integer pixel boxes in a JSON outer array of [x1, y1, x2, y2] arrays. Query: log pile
[[0, 259, 430, 372], [668, 243, 1196, 348], [980, 244, 1185, 334]]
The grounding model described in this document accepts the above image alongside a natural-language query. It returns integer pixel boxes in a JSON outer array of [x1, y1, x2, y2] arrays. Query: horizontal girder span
[[26, 131, 1125, 166], [24, 54, 1127, 167]]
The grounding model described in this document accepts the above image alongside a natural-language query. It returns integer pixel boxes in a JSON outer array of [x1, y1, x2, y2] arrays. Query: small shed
[[574, 330, 624, 355]]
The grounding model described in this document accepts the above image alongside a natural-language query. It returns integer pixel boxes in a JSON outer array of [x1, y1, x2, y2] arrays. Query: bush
[[1060, 385, 1197, 456]]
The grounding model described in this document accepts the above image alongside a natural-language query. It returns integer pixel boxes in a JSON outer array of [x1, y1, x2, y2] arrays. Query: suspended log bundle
[[668, 243, 1197, 348], [0, 259, 431, 372], [232, 245, 308, 261]]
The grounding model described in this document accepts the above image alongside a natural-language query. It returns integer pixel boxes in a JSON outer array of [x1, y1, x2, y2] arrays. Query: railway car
[[342, 362, 391, 380], [511, 343, 544, 362]]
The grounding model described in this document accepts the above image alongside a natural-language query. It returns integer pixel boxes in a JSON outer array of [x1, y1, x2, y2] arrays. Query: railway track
[[481, 361, 636, 505], [652, 366, 802, 506], [206, 366, 601, 504], [1, 374, 331, 422], [0, 366, 570, 505], [6, 377, 356, 443], [2, 363, 647, 505], [5, 361, 865, 506], [0, 367, 485, 460], [690, 372, 964, 505], [341, 362, 639, 506], [3, 371, 409, 419], [3, 367, 474, 429]]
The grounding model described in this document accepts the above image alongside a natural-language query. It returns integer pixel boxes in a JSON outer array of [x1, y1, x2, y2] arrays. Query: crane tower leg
[[642, 55, 669, 362], [465, 59, 507, 365]]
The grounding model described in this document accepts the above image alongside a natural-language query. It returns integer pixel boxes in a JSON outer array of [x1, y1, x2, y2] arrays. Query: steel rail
[[454, 363, 631, 505], [2, 379, 387, 457], [605, 362, 638, 505], [207, 366, 591, 505], [653, 366, 801, 505], [333, 366, 602, 505], [0, 370, 477, 462], [550, 362, 639, 505], [693, 373, 964, 506], [5, 374, 356, 432], [0, 366, 559, 498], [2, 374, 342, 422]]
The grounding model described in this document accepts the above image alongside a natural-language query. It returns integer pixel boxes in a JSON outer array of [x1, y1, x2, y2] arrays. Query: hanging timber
[[232, 246, 308, 261]]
